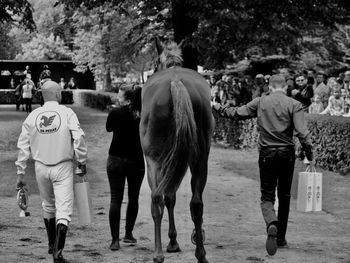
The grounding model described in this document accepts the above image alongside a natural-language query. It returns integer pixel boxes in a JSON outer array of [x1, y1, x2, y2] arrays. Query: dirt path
[[1, 105, 350, 263]]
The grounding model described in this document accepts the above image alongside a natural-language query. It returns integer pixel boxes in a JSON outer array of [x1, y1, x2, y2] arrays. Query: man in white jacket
[[15, 80, 88, 263]]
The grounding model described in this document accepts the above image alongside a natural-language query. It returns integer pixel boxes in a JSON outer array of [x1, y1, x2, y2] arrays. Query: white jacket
[[15, 101, 88, 175]]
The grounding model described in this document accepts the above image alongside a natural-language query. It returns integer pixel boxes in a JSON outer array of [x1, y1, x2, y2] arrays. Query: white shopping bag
[[297, 167, 322, 212], [74, 176, 93, 224], [312, 171, 322, 212]]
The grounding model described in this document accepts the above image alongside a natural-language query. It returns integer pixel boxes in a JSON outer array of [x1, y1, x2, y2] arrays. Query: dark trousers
[[23, 98, 32, 113], [15, 95, 21, 110], [259, 147, 295, 240], [107, 155, 145, 240]]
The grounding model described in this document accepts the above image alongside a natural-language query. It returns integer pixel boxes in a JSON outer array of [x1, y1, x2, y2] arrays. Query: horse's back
[[142, 67, 212, 115], [140, 67, 213, 158]]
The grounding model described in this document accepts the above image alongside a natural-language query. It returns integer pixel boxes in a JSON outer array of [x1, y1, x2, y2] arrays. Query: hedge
[[213, 112, 350, 173], [0, 89, 73, 104], [80, 91, 118, 111], [77, 91, 350, 173]]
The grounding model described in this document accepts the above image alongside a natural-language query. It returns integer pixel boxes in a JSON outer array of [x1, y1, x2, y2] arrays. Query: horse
[[139, 40, 214, 263]]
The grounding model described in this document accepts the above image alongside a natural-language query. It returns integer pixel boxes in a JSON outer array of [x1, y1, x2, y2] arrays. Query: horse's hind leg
[[151, 194, 165, 263], [146, 157, 165, 263], [190, 156, 209, 263], [164, 193, 181, 253]]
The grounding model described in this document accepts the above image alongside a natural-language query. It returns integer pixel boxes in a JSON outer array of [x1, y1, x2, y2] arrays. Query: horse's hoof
[[191, 229, 206, 245], [153, 255, 165, 263], [166, 241, 181, 253], [198, 259, 209, 263]]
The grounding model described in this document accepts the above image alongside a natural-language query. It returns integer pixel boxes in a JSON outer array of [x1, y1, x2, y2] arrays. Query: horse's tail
[[154, 78, 198, 196]]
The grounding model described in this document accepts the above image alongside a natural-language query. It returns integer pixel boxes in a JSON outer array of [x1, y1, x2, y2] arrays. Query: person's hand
[[291, 89, 299, 96], [306, 159, 316, 170], [211, 101, 221, 111], [16, 174, 26, 190], [76, 163, 87, 177]]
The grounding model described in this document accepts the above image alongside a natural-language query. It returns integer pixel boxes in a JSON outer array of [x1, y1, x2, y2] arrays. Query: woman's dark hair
[[132, 86, 142, 112], [120, 85, 142, 113]]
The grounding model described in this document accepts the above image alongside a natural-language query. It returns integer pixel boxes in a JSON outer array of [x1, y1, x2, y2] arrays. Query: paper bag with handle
[[297, 166, 322, 212], [74, 175, 93, 224]]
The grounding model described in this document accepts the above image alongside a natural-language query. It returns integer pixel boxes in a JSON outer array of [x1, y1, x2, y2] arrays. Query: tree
[[0, 23, 17, 59], [58, 0, 350, 71], [0, 0, 35, 31], [15, 33, 71, 60]]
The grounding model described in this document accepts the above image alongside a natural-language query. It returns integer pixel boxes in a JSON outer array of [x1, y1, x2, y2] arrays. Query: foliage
[[15, 33, 71, 60], [213, 111, 350, 173], [0, 23, 16, 59], [306, 114, 350, 173], [57, 0, 350, 71], [7, 0, 73, 60], [81, 92, 114, 111], [0, 0, 35, 31]]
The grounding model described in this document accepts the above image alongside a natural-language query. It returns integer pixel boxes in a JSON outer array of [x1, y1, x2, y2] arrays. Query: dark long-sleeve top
[[106, 106, 144, 166], [216, 90, 313, 160], [294, 84, 314, 111]]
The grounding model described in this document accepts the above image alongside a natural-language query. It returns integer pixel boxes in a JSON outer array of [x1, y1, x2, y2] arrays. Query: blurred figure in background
[[59, 78, 67, 90], [308, 95, 324, 114], [321, 84, 344, 116], [67, 77, 78, 89], [314, 71, 330, 109], [22, 79, 34, 113]]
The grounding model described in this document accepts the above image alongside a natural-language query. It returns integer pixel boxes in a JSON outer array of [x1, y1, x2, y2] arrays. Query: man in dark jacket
[[293, 73, 314, 112], [212, 74, 314, 256]]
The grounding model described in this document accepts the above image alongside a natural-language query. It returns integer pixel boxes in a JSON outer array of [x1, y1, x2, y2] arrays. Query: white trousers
[[35, 160, 74, 225]]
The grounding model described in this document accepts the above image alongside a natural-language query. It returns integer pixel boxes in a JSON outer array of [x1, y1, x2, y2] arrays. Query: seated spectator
[[252, 74, 269, 99], [308, 95, 324, 114], [286, 75, 295, 97], [314, 71, 330, 109], [293, 73, 314, 112], [343, 91, 350, 117], [321, 85, 344, 116], [327, 77, 337, 92]]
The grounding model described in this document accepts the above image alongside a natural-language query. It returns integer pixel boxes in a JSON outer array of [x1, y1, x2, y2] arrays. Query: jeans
[[259, 147, 295, 240], [107, 155, 145, 240]]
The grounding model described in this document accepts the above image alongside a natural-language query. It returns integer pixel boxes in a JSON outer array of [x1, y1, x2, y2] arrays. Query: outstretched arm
[[212, 97, 260, 120]]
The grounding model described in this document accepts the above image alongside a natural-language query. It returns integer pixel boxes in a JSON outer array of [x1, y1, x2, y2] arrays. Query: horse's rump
[[141, 67, 212, 196]]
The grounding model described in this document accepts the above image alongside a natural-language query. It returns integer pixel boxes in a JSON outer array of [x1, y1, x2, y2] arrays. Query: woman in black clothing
[[106, 86, 145, 251]]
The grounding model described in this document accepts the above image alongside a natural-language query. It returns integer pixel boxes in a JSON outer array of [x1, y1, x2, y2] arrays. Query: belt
[[260, 145, 294, 151]]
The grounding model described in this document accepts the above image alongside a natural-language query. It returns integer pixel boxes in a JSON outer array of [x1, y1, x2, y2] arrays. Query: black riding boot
[[44, 218, 56, 254], [53, 223, 68, 263]]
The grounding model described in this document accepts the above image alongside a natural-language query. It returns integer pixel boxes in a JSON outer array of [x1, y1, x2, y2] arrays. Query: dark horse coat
[[140, 66, 214, 263]]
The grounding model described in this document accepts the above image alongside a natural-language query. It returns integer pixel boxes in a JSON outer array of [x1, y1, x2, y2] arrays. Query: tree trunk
[[172, 0, 199, 71], [105, 66, 112, 91]]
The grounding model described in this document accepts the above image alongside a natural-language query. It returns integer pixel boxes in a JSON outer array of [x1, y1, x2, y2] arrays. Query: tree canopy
[[57, 0, 350, 70], [0, 0, 35, 31]]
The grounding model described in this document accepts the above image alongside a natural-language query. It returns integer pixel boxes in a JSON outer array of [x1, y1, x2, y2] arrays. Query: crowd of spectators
[[207, 69, 350, 118]]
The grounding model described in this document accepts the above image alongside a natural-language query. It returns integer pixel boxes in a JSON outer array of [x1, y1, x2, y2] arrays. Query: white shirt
[[22, 84, 33, 99], [15, 101, 88, 174]]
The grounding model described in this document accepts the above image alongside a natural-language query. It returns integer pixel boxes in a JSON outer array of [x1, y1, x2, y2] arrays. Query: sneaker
[[122, 234, 137, 244], [109, 240, 120, 251], [266, 224, 278, 256], [277, 239, 288, 248]]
